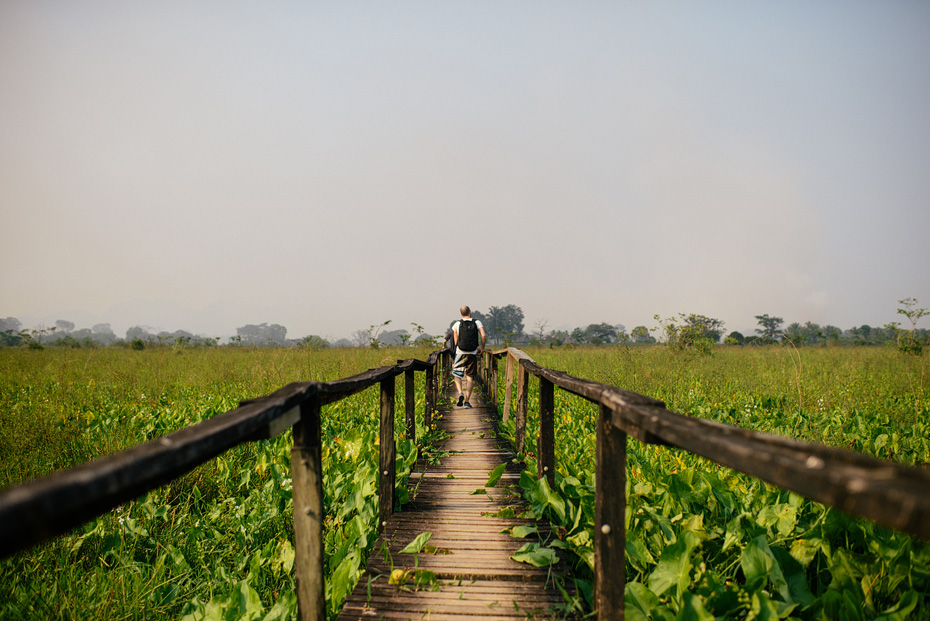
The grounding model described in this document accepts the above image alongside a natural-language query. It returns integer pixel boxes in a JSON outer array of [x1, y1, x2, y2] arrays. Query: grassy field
[[0, 346, 437, 620], [1, 344, 928, 619], [497, 345, 930, 620]]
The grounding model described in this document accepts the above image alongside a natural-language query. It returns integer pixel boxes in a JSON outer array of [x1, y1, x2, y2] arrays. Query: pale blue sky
[[2, 2, 928, 340]]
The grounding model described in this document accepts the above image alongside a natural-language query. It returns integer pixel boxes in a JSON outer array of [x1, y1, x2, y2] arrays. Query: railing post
[[443, 349, 452, 390], [404, 369, 415, 442], [595, 404, 626, 619], [515, 360, 529, 455], [503, 353, 514, 424], [538, 376, 555, 486], [379, 377, 396, 530], [291, 393, 326, 621], [490, 354, 499, 410], [424, 365, 433, 429]]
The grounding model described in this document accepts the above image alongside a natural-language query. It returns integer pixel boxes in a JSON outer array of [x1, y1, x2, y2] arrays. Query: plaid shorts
[[452, 352, 477, 378]]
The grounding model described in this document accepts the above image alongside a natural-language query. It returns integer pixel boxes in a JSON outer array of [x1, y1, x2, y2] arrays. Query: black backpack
[[457, 319, 480, 352]]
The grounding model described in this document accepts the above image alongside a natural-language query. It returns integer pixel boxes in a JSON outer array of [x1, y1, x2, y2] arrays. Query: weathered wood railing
[[0, 350, 454, 621], [479, 347, 930, 619]]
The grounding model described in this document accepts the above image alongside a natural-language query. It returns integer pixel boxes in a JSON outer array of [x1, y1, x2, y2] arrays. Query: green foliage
[[492, 346, 930, 619], [0, 346, 437, 620], [887, 297, 928, 356], [478, 304, 525, 345], [654, 314, 725, 354], [755, 314, 785, 343]]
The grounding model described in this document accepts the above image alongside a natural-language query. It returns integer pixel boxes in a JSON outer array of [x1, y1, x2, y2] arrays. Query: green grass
[[0, 346, 436, 620], [2, 344, 928, 619], [492, 345, 930, 619]]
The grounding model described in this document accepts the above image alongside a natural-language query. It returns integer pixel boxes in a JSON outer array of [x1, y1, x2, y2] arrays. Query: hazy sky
[[2, 2, 929, 341]]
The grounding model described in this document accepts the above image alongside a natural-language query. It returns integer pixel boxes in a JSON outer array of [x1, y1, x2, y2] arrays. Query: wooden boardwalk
[[338, 388, 571, 620]]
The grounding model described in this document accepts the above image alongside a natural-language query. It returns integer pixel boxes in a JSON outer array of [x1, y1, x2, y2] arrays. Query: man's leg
[[464, 375, 473, 403], [454, 375, 463, 405]]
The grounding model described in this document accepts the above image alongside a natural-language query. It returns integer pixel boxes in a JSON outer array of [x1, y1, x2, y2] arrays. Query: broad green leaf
[[510, 525, 538, 539], [400, 531, 433, 554], [511, 542, 558, 567], [676, 593, 714, 621], [757, 503, 797, 537], [771, 545, 814, 606], [874, 590, 918, 621], [647, 532, 698, 597], [747, 591, 779, 621], [625, 582, 674, 621], [262, 592, 297, 621], [486, 463, 507, 487], [741, 536, 790, 603], [536, 476, 566, 523], [789, 537, 821, 567]]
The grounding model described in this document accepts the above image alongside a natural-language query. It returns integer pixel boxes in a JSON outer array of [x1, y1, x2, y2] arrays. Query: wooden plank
[[338, 389, 569, 619]]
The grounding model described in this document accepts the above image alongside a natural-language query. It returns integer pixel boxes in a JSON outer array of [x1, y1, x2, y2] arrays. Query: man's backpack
[[457, 319, 480, 352]]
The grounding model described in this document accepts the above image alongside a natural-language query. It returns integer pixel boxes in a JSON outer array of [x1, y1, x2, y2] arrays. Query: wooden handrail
[[483, 347, 930, 619], [0, 350, 446, 621]]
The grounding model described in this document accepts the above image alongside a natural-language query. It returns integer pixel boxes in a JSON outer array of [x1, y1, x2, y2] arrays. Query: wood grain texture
[[338, 387, 571, 620]]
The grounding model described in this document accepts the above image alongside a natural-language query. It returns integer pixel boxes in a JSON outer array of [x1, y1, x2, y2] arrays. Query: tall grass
[[493, 345, 930, 619], [0, 346, 435, 620]]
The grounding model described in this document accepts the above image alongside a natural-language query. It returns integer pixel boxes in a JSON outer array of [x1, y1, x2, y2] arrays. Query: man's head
[[460, 305, 471, 317]]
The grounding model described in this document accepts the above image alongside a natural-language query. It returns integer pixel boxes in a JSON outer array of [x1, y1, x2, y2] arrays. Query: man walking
[[452, 305, 486, 408]]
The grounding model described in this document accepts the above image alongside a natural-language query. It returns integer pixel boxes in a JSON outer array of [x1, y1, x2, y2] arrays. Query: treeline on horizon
[[1, 298, 927, 354]]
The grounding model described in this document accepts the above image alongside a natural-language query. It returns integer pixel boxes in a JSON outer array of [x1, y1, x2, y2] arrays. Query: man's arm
[[478, 326, 487, 352]]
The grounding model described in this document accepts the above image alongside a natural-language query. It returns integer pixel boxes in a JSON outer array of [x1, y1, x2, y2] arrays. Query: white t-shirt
[[453, 319, 484, 355]]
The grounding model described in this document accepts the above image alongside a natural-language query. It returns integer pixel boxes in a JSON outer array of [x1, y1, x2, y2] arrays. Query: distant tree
[[725, 331, 745, 345], [887, 297, 928, 355], [848, 324, 873, 345], [378, 328, 409, 347], [655, 313, 724, 354], [91, 323, 118, 346], [237, 323, 288, 346], [755, 314, 784, 343], [584, 322, 620, 345], [570, 327, 586, 344], [55, 320, 75, 333], [683, 315, 725, 343], [351, 329, 370, 348], [126, 326, 155, 342], [414, 332, 440, 347], [822, 325, 842, 344], [784, 322, 806, 345], [366, 320, 392, 348], [0, 317, 21, 333], [485, 305, 524, 345], [631, 326, 655, 344], [533, 318, 549, 343], [547, 329, 569, 347], [299, 335, 329, 350], [801, 322, 823, 345], [0, 319, 23, 346]]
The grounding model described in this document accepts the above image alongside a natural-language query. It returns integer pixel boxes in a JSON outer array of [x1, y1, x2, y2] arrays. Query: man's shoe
[[457, 395, 464, 407], [464, 401, 472, 408]]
